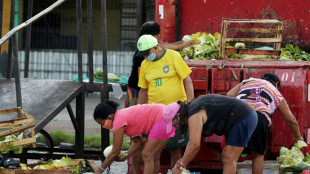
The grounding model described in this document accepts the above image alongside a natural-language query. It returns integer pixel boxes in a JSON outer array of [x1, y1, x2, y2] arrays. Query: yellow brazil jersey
[[138, 48, 192, 105]]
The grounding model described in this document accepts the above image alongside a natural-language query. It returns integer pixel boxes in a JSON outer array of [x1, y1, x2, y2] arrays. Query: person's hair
[[177, 100, 189, 136], [93, 100, 119, 120], [139, 21, 160, 37], [261, 73, 281, 88]]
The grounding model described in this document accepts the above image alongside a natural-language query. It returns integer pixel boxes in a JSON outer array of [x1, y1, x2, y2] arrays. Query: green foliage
[[36, 130, 130, 149], [280, 44, 310, 61]]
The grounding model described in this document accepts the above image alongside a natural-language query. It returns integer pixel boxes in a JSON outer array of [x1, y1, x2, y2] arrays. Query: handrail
[[0, 0, 66, 46]]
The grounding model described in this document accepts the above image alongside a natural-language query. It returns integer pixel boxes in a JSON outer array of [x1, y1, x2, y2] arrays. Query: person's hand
[[172, 166, 182, 174], [295, 137, 304, 142], [95, 166, 105, 174], [172, 159, 183, 174], [183, 40, 196, 47], [114, 155, 127, 162], [95, 168, 101, 174]]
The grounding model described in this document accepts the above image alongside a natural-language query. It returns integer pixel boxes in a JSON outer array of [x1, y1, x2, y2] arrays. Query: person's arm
[[137, 88, 148, 104], [95, 127, 124, 174], [227, 83, 241, 97], [158, 40, 195, 50], [121, 135, 143, 159], [278, 99, 303, 141], [183, 76, 194, 102], [172, 110, 204, 174]]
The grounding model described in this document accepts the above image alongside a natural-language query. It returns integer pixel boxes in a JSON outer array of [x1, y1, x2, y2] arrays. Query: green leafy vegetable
[[179, 32, 221, 60], [94, 68, 103, 78], [0, 133, 24, 154], [60, 154, 72, 167], [280, 44, 310, 61], [295, 140, 308, 149], [277, 140, 310, 170]]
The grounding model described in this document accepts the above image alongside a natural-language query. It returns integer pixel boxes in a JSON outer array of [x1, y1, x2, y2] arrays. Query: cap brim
[[163, 103, 181, 133], [136, 49, 150, 57]]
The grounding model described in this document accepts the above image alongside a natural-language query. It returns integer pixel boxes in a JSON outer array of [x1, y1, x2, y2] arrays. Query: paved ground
[[44, 92, 126, 135]]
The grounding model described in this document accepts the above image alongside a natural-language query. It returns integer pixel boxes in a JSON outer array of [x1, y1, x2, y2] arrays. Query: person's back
[[113, 104, 165, 136], [187, 94, 253, 136], [227, 73, 303, 174], [235, 77, 283, 125]]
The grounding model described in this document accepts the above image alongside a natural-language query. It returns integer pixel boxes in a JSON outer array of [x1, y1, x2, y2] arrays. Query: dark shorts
[[225, 110, 258, 147], [243, 112, 269, 155], [165, 129, 189, 150], [127, 87, 140, 107]]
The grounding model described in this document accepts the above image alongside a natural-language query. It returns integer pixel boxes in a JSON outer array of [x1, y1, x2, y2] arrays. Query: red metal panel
[[185, 60, 310, 69], [185, 137, 222, 170], [178, 0, 310, 47], [271, 69, 307, 152], [155, 0, 176, 42], [190, 68, 209, 97], [211, 68, 242, 95], [244, 68, 276, 79]]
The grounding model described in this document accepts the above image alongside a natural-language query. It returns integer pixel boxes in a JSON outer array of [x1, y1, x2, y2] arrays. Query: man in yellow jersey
[[137, 34, 194, 172]]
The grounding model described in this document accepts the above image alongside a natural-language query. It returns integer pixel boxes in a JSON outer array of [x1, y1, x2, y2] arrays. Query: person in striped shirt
[[227, 73, 303, 174]]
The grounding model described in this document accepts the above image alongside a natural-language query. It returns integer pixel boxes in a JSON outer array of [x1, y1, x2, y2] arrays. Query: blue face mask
[[145, 53, 156, 61]]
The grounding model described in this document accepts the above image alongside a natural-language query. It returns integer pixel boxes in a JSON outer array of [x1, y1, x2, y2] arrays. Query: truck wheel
[[37, 129, 54, 148]]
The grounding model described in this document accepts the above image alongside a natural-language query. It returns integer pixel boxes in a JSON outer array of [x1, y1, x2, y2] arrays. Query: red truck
[[129, 0, 310, 173]]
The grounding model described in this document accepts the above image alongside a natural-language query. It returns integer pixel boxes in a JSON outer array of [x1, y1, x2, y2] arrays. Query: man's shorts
[[165, 129, 189, 150], [225, 110, 258, 147], [243, 112, 269, 155]]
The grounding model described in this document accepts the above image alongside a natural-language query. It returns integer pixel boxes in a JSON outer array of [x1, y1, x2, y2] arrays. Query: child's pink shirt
[[112, 104, 165, 137]]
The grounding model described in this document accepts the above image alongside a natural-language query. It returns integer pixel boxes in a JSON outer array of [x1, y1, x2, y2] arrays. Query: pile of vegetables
[[279, 44, 310, 61], [19, 155, 83, 173], [0, 133, 25, 154], [93, 68, 104, 79], [179, 32, 221, 60], [277, 140, 310, 170], [20, 155, 72, 170], [93, 68, 120, 81], [178, 32, 310, 61]]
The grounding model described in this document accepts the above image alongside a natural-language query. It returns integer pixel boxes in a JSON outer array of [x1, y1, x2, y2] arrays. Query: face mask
[[102, 119, 113, 129], [145, 53, 156, 61]]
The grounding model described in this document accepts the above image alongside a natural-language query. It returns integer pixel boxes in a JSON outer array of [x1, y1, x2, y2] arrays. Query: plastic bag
[[78, 160, 95, 174]]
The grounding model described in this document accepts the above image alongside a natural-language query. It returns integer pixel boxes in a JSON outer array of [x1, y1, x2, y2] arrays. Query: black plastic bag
[[78, 159, 95, 174]]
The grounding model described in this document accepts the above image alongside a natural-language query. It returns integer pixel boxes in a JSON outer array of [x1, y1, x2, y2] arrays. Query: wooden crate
[[0, 168, 72, 174], [0, 107, 36, 150], [219, 18, 283, 59]]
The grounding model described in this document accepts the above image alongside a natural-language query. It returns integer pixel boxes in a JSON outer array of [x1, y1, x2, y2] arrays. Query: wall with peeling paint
[[156, 0, 310, 49], [179, 0, 310, 48]]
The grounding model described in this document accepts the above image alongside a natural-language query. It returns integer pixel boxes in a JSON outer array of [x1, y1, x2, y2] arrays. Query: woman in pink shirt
[[93, 100, 180, 174]]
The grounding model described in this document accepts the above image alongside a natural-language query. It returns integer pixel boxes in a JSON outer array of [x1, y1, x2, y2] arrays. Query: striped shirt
[[236, 78, 283, 125]]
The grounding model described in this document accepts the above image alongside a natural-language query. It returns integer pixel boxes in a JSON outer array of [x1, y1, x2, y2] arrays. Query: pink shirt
[[112, 104, 165, 137]]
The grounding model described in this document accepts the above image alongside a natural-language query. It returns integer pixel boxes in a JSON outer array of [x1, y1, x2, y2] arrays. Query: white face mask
[[145, 53, 156, 61]]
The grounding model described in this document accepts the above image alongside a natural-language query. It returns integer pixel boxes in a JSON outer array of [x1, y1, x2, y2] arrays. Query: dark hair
[[93, 100, 119, 120], [139, 21, 160, 37], [261, 73, 281, 88], [177, 100, 189, 136]]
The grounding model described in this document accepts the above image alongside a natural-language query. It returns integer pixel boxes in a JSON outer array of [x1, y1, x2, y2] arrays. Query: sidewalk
[[44, 92, 126, 135]]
